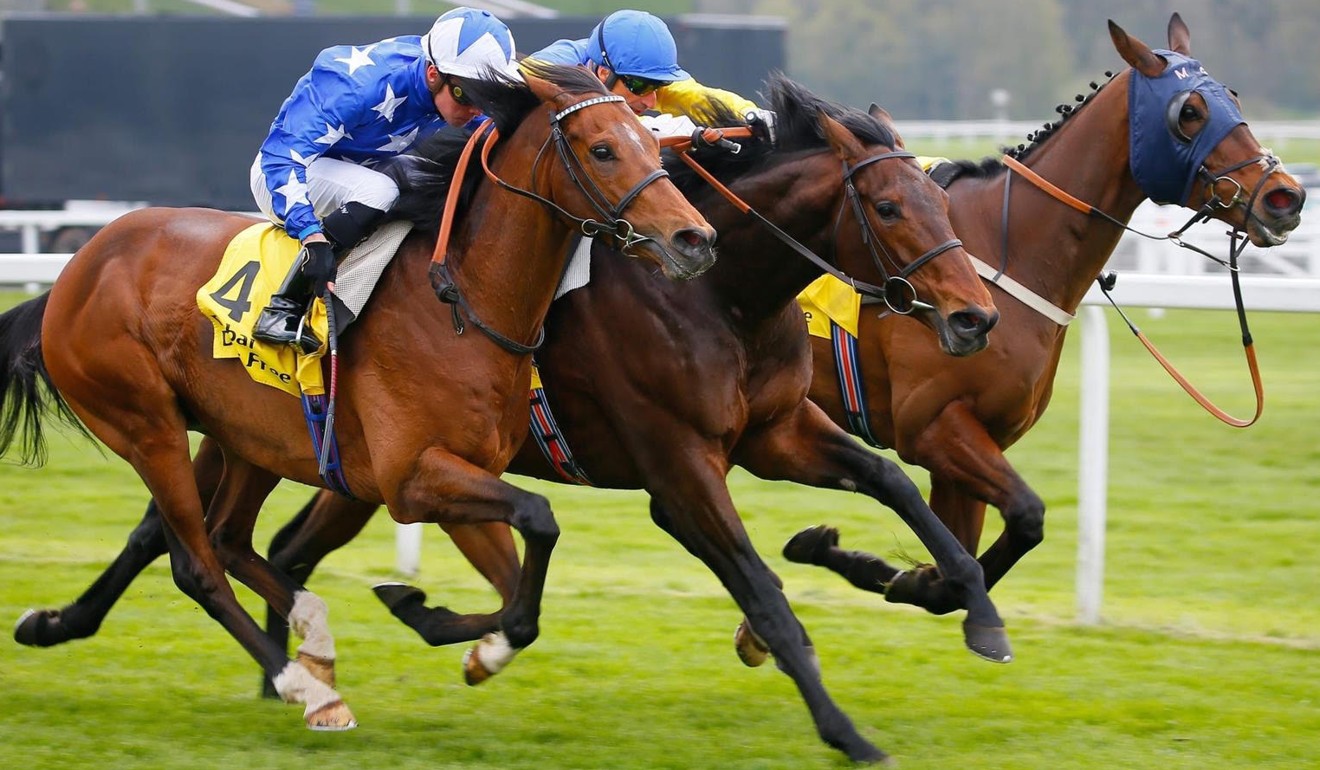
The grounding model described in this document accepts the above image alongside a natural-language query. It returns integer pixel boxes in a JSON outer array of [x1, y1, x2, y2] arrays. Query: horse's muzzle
[[664, 226, 718, 280]]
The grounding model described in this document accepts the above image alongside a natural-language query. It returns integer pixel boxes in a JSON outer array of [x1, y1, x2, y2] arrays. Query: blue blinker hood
[[1128, 50, 1245, 206]]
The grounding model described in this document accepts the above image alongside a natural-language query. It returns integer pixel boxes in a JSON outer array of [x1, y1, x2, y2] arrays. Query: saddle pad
[[334, 220, 413, 320], [197, 223, 328, 397], [798, 274, 861, 339], [555, 235, 593, 300]]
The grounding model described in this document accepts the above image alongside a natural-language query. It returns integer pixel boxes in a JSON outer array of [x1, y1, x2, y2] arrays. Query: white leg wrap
[[273, 661, 341, 716], [289, 591, 336, 660], [475, 631, 517, 675]]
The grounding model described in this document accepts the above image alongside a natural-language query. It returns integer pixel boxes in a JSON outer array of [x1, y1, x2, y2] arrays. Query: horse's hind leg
[[15, 438, 226, 647], [388, 453, 558, 686], [205, 450, 347, 696], [736, 402, 1011, 663]]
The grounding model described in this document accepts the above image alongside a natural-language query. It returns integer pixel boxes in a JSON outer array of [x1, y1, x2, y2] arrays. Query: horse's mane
[[666, 72, 898, 200], [384, 62, 610, 231], [932, 71, 1118, 188]]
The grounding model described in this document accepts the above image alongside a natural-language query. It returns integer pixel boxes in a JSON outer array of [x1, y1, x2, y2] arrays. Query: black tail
[[0, 293, 92, 465]]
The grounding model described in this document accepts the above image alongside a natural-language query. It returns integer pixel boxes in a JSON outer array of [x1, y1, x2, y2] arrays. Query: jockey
[[249, 7, 518, 353], [528, 9, 776, 143]]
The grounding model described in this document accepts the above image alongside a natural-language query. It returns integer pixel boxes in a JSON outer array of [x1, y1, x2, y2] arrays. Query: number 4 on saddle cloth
[[196, 220, 412, 497]]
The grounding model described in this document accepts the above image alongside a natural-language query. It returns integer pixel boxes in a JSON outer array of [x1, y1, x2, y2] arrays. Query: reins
[[1000, 151, 1275, 427], [428, 93, 665, 356], [665, 128, 960, 316]]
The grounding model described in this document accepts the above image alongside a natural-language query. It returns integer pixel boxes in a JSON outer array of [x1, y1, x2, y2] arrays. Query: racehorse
[[780, 15, 1306, 613], [12, 76, 998, 763], [0, 64, 718, 731]]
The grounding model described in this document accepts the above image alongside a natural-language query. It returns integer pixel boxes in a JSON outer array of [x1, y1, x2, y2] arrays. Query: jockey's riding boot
[[252, 256, 322, 355]]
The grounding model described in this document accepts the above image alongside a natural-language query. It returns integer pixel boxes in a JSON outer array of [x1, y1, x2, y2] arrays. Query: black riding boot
[[252, 254, 322, 354], [252, 202, 387, 354]]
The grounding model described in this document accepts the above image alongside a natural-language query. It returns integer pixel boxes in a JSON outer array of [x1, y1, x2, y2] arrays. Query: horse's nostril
[[952, 308, 998, 337], [676, 228, 710, 251], [1264, 187, 1302, 216]]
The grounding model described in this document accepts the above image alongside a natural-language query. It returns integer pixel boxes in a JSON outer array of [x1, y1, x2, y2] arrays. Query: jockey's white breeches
[[250, 155, 401, 227]]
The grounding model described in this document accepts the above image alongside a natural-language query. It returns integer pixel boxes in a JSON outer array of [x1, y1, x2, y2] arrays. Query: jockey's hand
[[299, 238, 337, 297], [691, 127, 741, 154], [745, 109, 777, 145]]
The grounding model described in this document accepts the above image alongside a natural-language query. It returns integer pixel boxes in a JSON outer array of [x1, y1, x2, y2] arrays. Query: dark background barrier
[[0, 15, 784, 209]]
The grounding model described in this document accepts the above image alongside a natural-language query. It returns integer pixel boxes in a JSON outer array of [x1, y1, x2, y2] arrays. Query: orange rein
[[661, 127, 754, 214], [430, 120, 497, 271], [1004, 153, 1264, 427]]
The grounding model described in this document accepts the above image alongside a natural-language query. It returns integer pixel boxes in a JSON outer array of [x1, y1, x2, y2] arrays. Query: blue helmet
[[420, 7, 519, 80], [586, 10, 690, 82]]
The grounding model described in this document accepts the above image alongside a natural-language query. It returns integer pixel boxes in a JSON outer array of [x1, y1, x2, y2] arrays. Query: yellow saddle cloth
[[196, 223, 329, 397], [798, 274, 860, 339]]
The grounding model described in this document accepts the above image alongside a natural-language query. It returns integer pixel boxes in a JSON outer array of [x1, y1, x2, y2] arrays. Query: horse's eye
[[874, 201, 900, 221], [590, 144, 615, 161]]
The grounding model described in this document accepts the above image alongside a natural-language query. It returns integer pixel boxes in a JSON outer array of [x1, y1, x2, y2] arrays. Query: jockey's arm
[[655, 77, 759, 119]]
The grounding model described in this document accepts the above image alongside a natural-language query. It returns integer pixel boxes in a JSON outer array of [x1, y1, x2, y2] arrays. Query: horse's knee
[[512, 494, 559, 545], [1003, 490, 1046, 549], [169, 558, 221, 604]]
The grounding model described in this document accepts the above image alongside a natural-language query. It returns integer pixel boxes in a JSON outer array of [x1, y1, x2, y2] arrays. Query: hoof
[[305, 699, 357, 731], [963, 621, 1013, 663], [372, 582, 427, 612], [844, 740, 891, 765], [14, 608, 72, 647], [462, 646, 494, 686], [733, 620, 770, 668], [298, 650, 337, 688], [782, 525, 839, 565]]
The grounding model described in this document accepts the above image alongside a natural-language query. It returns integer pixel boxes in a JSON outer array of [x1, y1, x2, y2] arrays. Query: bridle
[[671, 134, 962, 316], [429, 92, 672, 355]]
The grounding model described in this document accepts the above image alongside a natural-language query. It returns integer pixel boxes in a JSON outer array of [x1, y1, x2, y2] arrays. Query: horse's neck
[[447, 156, 575, 346], [702, 155, 839, 326], [968, 79, 1148, 315]]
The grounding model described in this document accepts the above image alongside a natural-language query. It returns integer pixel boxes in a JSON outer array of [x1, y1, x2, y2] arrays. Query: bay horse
[[0, 64, 717, 731], [13, 76, 998, 763], [779, 15, 1306, 614]]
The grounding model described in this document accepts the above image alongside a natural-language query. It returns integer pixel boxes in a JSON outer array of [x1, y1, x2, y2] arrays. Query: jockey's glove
[[300, 240, 337, 297], [745, 109, 777, 145]]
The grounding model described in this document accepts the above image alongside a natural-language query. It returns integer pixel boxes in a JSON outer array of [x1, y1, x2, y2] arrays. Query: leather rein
[[429, 94, 669, 355], [1000, 150, 1281, 427], [665, 128, 962, 316]]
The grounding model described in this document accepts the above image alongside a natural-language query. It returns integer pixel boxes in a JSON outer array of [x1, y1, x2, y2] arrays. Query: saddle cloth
[[197, 223, 329, 397], [798, 274, 861, 339]]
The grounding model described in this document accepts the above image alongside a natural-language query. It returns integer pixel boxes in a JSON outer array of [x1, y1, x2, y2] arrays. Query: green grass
[[0, 290, 1317, 768]]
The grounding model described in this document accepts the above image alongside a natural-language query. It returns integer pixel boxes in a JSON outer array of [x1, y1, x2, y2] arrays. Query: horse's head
[[517, 63, 717, 279], [822, 107, 997, 356], [1113, 13, 1304, 247]]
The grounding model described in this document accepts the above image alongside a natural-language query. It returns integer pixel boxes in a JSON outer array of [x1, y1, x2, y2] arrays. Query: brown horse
[[12, 77, 998, 763], [0, 64, 717, 730], [780, 15, 1306, 613]]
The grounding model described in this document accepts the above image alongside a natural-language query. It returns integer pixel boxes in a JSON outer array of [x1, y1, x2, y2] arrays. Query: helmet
[[420, 7, 518, 80], [586, 10, 690, 82]]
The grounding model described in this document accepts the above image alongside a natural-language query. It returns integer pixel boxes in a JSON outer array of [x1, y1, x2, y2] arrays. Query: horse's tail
[[0, 293, 92, 465]]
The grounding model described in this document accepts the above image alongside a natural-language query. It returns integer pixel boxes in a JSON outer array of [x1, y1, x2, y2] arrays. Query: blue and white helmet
[[420, 7, 519, 80], [586, 10, 690, 82]]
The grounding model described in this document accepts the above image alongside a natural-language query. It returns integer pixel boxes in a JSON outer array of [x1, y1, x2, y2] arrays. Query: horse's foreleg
[[642, 448, 888, 765], [736, 402, 1010, 663], [389, 454, 558, 686], [375, 521, 519, 647], [14, 438, 226, 647]]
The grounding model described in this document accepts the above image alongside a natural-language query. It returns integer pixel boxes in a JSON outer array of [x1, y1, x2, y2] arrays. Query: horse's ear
[[820, 112, 865, 164], [868, 103, 906, 149], [1167, 12, 1191, 55], [1108, 19, 1167, 78], [523, 72, 560, 104]]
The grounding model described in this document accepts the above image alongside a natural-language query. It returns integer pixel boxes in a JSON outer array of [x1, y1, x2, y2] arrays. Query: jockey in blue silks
[[249, 7, 518, 353]]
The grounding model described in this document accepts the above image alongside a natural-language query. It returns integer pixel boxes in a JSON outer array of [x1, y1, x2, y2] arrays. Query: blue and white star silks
[[258, 35, 443, 239]]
